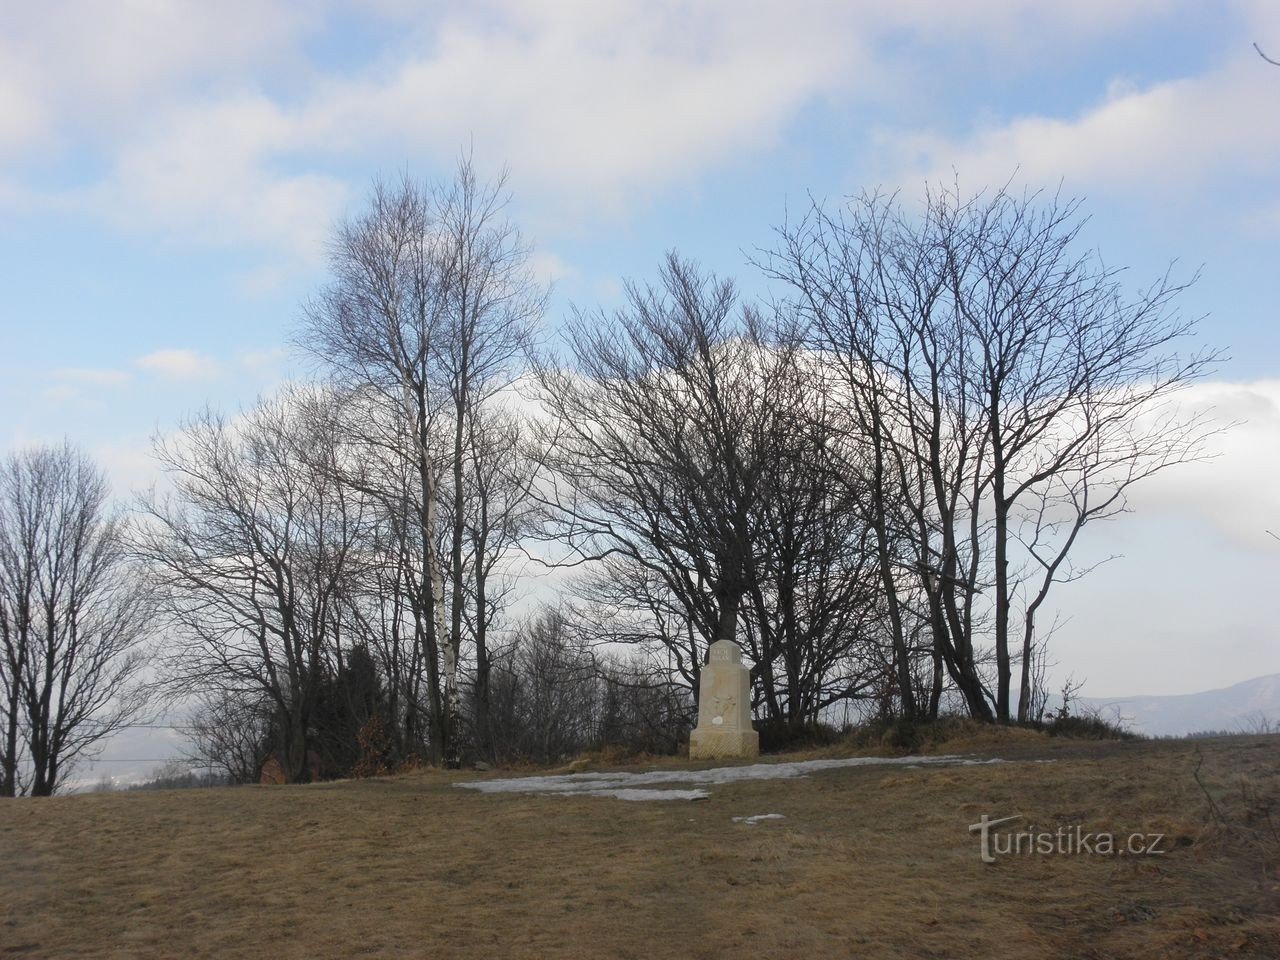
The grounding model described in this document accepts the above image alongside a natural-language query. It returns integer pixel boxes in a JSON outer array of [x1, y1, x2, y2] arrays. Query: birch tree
[[434, 162, 544, 758], [301, 159, 543, 765]]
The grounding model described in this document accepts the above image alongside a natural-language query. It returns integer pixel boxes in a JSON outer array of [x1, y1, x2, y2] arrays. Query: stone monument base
[[688, 638, 759, 761], [688, 727, 759, 761]]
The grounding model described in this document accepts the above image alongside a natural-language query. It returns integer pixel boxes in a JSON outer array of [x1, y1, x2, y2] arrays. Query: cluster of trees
[[0, 161, 1216, 793], [131, 162, 548, 781], [483, 611, 691, 764], [760, 188, 1216, 722], [534, 185, 1214, 735]]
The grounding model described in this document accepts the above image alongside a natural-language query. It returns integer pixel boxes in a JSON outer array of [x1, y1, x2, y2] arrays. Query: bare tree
[[486, 610, 598, 764], [756, 215, 935, 719], [764, 184, 1220, 722], [533, 254, 888, 726], [746, 351, 889, 728], [458, 404, 541, 756], [301, 174, 453, 760], [532, 254, 777, 700], [484, 608, 692, 763], [183, 688, 274, 784], [0, 443, 151, 796], [327, 388, 440, 764], [137, 389, 368, 782]]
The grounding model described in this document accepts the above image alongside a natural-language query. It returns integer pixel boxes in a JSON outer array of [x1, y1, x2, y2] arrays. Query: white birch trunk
[[425, 468, 461, 767]]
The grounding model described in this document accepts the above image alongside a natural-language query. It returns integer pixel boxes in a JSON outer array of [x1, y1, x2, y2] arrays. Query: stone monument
[[688, 639, 759, 760]]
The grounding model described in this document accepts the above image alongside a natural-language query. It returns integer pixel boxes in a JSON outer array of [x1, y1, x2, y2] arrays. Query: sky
[[3, 2, 1280, 782]]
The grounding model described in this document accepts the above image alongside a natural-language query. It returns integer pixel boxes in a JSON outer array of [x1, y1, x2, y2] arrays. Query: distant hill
[[1076, 674, 1280, 736]]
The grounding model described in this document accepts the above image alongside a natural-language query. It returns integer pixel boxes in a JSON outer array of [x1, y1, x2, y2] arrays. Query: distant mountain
[[1075, 674, 1280, 737]]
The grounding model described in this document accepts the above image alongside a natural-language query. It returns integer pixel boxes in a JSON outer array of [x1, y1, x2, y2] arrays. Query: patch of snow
[[583, 788, 711, 802], [455, 754, 1000, 802], [732, 813, 786, 824]]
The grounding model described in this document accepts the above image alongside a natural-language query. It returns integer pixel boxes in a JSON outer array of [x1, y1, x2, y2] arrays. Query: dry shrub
[[1190, 745, 1280, 879], [835, 716, 1049, 755], [394, 751, 425, 774], [351, 714, 394, 779], [1042, 713, 1138, 740]]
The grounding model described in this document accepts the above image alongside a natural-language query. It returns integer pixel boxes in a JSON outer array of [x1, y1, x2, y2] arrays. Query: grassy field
[[2, 734, 1278, 959]]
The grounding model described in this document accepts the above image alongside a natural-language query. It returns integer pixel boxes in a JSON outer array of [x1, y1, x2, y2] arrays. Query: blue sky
[[3, 1, 1280, 717]]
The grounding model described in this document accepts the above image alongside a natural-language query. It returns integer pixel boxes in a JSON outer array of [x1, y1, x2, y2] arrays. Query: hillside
[[1079, 674, 1280, 736], [3, 735, 1278, 959]]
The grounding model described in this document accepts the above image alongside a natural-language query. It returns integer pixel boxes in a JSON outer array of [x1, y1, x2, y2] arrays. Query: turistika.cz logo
[[968, 814, 1167, 863]]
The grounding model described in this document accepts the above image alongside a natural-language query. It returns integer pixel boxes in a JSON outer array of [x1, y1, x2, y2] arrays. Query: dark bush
[[1043, 713, 1138, 740], [756, 718, 842, 753]]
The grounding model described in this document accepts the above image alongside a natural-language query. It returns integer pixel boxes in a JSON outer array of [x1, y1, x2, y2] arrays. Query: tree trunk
[[406, 377, 452, 767], [1016, 610, 1035, 723], [992, 486, 1011, 722], [448, 378, 467, 767], [473, 536, 492, 758], [714, 590, 741, 645], [426, 477, 458, 768], [927, 645, 943, 720], [1, 634, 25, 796], [868, 433, 916, 721]]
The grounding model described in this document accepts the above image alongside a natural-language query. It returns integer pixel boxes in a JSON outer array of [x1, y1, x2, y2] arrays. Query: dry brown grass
[[2, 736, 1278, 959]]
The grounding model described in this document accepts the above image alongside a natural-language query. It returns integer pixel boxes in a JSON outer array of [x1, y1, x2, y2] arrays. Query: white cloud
[[269, 1, 1189, 216], [298, 2, 866, 212], [0, 54, 47, 157], [0, 0, 1199, 258], [238, 346, 293, 391], [135, 348, 220, 381], [87, 93, 349, 260], [887, 61, 1280, 194], [527, 250, 576, 285], [881, 2, 1280, 210], [0, 1, 315, 156], [40, 384, 79, 405], [89, 435, 164, 499], [1124, 380, 1280, 551], [71, 1, 873, 243]]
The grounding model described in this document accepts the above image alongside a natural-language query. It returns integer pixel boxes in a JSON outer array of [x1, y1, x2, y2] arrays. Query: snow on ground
[[455, 754, 1002, 802], [732, 813, 786, 824], [583, 788, 712, 801]]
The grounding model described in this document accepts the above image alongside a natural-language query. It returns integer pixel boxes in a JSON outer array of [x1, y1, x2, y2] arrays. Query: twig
[[1192, 746, 1226, 826]]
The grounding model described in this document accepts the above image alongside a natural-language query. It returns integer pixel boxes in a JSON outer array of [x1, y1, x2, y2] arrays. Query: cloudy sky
[[3, 0, 1279, 739]]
